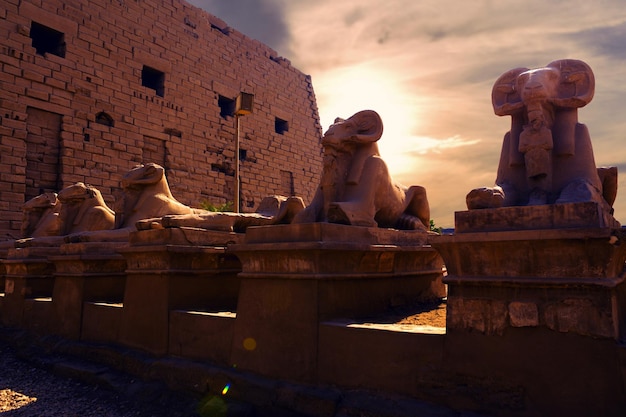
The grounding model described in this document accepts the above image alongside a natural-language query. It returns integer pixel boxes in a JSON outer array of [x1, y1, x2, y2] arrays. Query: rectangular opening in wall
[[275, 117, 288, 135], [218, 95, 235, 118], [141, 65, 165, 97], [30, 21, 65, 58]]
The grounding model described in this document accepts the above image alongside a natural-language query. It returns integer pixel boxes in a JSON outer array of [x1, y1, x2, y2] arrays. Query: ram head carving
[[467, 59, 616, 214]]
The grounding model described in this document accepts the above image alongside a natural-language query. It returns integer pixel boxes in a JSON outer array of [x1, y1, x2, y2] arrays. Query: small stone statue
[[15, 183, 115, 247]]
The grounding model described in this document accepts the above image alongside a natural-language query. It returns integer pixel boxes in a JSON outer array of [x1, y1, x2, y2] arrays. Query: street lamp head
[[235, 92, 254, 115]]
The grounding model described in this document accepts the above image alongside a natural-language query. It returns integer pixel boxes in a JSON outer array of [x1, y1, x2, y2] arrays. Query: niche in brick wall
[[30, 21, 65, 58], [275, 117, 289, 135], [142, 65, 165, 97], [218, 95, 235, 118], [95, 112, 114, 127]]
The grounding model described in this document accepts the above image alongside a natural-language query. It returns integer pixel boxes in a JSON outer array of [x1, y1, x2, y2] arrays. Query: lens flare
[[243, 337, 257, 351], [221, 384, 230, 395]]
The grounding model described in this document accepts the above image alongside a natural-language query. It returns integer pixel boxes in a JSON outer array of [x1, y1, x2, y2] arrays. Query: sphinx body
[[66, 163, 195, 242], [57, 182, 115, 234], [15, 184, 115, 247], [20, 192, 62, 238], [155, 195, 305, 233]]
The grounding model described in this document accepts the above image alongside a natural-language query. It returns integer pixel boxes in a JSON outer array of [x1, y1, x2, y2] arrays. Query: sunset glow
[[189, 0, 626, 227]]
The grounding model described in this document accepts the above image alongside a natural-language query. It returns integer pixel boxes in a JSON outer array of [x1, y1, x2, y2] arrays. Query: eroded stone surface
[[447, 298, 508, 336], [544, 298, 615, 338], [508, 301, 539, 327]]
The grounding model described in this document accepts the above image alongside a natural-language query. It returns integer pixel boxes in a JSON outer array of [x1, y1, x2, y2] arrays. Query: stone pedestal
[[431, 203, 626, 339], [117, 227, 242, 356], [48, 242, 127, 339], [228, 223, 444, 383], [429, 203, 626, 416], [1, 246, 59, 330]]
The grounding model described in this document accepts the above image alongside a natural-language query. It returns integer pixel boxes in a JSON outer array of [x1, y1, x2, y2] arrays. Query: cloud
[[567, 21, 626, 58], [186, 0, 292, 55]]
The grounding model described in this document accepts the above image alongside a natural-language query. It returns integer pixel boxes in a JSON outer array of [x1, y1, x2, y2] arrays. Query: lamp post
[[234, 92, 254, 213]]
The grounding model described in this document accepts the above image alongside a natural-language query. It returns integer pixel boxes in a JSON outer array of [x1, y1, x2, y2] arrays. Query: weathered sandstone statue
[[115, 163, 195, 228], [16, 183, 115, 247], [65, 163, 195, 242], [20, 192, 62, 238], [57, 182, 115, 234], [292, 110, 430, 229], [467, 59, 616, 211], [154, 195, 305, 232]]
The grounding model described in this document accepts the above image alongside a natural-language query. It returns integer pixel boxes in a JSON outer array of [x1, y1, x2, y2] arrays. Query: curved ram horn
[[547, 59, 595, 108], [350, 110, 384, 143], [492, 67, 528, 116]]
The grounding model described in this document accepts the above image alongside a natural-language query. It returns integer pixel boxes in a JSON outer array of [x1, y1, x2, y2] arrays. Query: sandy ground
[[362, 299, 448, 327], [394, 300, 447, 327]]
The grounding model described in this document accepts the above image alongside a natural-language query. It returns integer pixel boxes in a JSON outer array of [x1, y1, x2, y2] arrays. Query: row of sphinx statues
[[12, 108, 436, 246], [16, 163, 306, 247], [6, 59, 621, 247]]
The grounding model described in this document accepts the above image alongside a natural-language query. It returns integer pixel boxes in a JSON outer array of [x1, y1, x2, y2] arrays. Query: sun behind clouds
[[314, 63, 426, 169]]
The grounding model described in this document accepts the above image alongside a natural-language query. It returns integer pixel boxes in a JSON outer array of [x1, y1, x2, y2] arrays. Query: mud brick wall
[[0, 0, 323, 237]]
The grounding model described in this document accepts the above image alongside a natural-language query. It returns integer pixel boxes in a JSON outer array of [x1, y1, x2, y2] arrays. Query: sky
[[188, 0, 626, 228]]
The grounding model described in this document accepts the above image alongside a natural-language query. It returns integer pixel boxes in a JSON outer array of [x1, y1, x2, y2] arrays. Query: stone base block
[[81, 302, 122, 343], [432, 226, 626, 340], [318, 321, 445, 400], [244, 222, 432, 246], [229, 223, 445, 382], [455, 201, 620, 233], [445, 281, 621, 338], [22, 297, 52, 334], [169, 310, 235, 365], [117, 240, 241, 356], [2, 274, 54, 327], [129, 227, 244, 246]]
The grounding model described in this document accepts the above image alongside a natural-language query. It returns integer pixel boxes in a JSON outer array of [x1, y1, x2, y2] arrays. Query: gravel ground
[[0, 340, 200, 417]]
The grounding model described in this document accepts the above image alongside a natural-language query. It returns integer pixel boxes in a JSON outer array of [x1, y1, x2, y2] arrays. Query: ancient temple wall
[[0, 0, 323, 236]]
